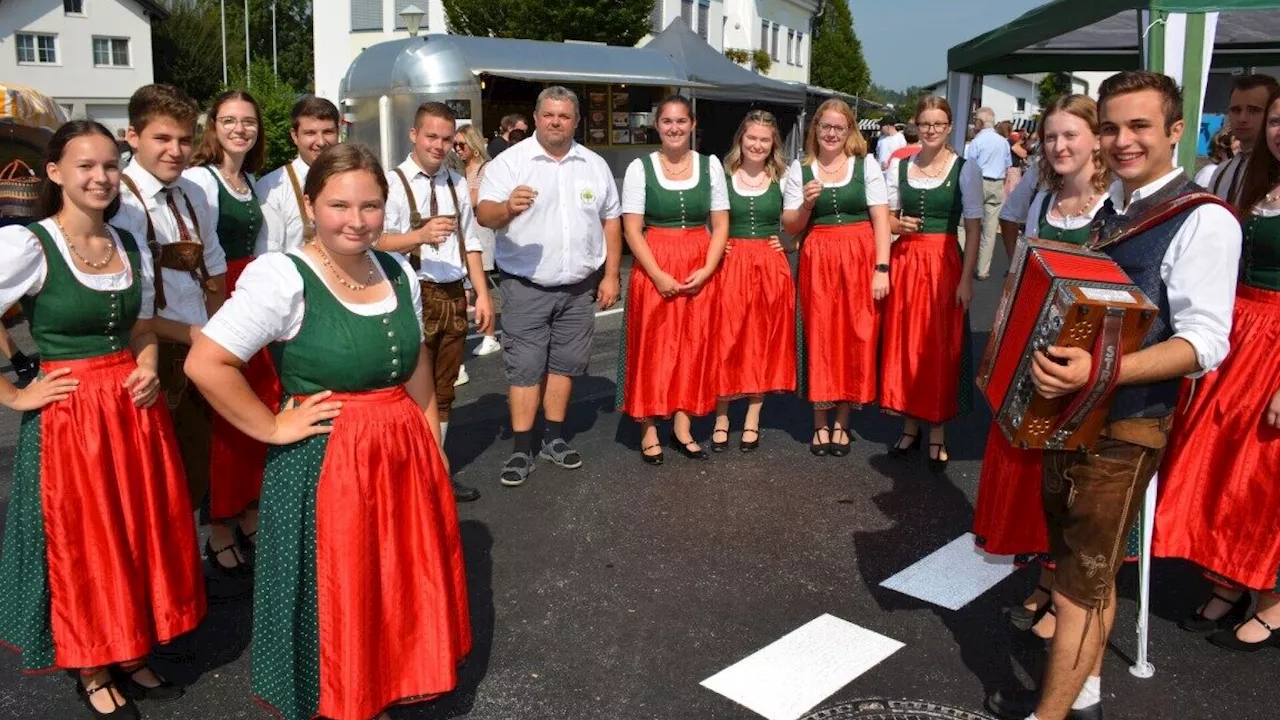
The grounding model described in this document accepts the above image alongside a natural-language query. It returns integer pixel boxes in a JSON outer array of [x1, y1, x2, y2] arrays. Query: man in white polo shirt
[[476, 85, 622, 488]]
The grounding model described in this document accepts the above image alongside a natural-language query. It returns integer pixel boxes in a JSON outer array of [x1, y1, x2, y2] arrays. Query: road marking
[[701, 614, 904, 720], [465, 306, 625, 341], [879, 533, 1016, 611]]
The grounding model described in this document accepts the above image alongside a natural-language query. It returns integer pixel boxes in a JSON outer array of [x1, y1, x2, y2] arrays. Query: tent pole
[[1130, 474, 1157, 679]]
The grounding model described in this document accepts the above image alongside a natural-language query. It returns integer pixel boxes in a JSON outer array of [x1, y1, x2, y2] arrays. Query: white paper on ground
[[879, 532, 1017, 611], [700, 614, 905, 720]]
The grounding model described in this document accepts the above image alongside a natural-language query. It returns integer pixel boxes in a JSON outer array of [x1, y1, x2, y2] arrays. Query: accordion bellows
[[977, 239, 1157, 451]]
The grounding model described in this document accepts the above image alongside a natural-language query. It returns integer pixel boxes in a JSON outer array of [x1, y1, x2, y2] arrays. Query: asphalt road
[[0, 251, 1274, 720]]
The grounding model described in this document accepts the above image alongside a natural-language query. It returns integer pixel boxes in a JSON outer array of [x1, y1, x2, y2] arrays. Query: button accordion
[[977, 239, 1157, 451]]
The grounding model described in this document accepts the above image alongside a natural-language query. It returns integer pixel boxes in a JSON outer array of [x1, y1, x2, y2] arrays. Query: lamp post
[[399, 4, 426, 38]]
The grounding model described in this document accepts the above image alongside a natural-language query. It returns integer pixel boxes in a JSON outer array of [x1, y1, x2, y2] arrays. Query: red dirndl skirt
[[880, 232, 966, 423], [252, 386, 470, 720], [0, 351, 205, 671], [1155, 284, 1280, 592], [798, 222, 880, 405], [618, 226, 720, 418], [208, 256, 283, 520], [716, 238, 795, 398], [973, 425, 1049, 556]]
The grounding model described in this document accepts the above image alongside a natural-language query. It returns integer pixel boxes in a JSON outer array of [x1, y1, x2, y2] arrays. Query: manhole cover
[[801, 698, 993, 720]]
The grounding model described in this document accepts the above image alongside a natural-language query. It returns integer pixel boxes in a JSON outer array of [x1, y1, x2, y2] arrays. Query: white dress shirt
[[1107, 168, 1241, 377], [999, 163, 1041, 224], [782, 157, 888, 210], [0, 220, 155, 319], [621, 153, 730, 216], [201, 251, 423, 362], [114, 162, 226, 327], [257, 156, 310, 253], [884, 155, 985, 219], [875, 133, 908, 168], [1023, 190, 1106, 237], [383, 155, 483, 284], [477, 137, 622, 287]]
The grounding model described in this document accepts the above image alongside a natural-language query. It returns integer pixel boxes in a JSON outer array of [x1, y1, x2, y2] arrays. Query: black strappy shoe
[[669, 434, 709, 460], [890, 431, 920, 456], [204, 538, 251, 580], [641, 441, 664, 466], [1208, 614, 1280, 652], [928, 442, 950, 474], [77, 678, 139, 720], [1180, 590, 1251, 633], [710, 425, 730, 453], [117, 664, 184, 701], [830, 426, 852, 457], [739, 427, 761, 453], [811, 426, 831, 456], [233, 523, 258, 565], [1005, 585, 1053, 631]]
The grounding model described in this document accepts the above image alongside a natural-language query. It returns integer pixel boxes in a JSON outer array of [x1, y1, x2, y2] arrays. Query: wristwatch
[[874, 263, 890, 273]]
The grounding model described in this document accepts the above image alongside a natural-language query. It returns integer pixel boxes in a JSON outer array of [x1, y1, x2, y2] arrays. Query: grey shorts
[[499, 270, 600, 387]]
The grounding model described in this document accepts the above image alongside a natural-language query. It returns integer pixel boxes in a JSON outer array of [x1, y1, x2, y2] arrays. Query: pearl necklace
[[220, 168, 250, 195], [52, 214, 115, 269], [315, 245, 376, 291], [1053, 191, 1099, 220]]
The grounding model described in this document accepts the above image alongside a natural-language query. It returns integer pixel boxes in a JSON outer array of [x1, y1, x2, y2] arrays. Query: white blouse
[[0, 219, 155, 319], [884, 155, 985, 219], [782, 157, 888, 210], [621, 153, 730, 215], [181, 165, 282, 256], [201, 250, 423, 363], [1024, 190, 1107, 237]]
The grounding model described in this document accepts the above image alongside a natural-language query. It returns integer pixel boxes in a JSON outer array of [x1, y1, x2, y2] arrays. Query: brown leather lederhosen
[[392, 167, 471, 417], [284, 163, 316, 242]]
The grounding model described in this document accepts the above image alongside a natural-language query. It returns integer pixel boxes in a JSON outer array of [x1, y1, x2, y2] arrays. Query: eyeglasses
[[918, 122, 950, 132], [216, 116, 259, 131], [818, 123, 850, 135]]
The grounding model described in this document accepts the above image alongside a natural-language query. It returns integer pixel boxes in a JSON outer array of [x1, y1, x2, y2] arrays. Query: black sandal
[[928, 442, 949, 474], [810, 426, 831, 456], [1005, 584, 1052, 631], [78, 678, 139, 719], [641, 441, 664, 466], [1208, 614, 1280, 652], [117, 664, 184, 702], [890, 431, 920, 456], [710, 425, 730, 453], [1180, 590, 1251, 633], [830, 426, 852, 457], [739, 427, 760, 453], [204, 538, 251, 580], [234, 524, 258, 565], [669, 434, 709, 460]]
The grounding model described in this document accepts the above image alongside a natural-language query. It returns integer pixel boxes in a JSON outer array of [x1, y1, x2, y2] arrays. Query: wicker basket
[[0, 159, 40, 219]]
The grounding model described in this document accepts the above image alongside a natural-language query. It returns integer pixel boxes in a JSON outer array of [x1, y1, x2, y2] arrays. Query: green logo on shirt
[[580, 188, 596, 203]]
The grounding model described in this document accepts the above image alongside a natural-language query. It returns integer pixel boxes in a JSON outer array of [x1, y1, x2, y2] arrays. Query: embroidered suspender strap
[[120, 174, 169, 310], [284, 163, 314, 241], [1088, 190, 1236, 252]]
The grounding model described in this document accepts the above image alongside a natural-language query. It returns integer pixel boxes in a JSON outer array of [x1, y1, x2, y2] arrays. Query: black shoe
[[928, 442, 949, 474], [710, 426, 730, 453], [669, 434, 709, 460], [1208, 615, 1280, 652], [810, 426, 831, 456], [233, 523, 258, 566], [77, 678, 140, 719], [830, 426, 852, 457], [986, 687, 1103, 720], [204, 538, 251, 580], [641, 442, 664, 465], [739, 428, 760, 453], [116, 665, 184, 702], [1180, 590, 1251, 633], [1005, 584, 1053, 631], [890, 431, 920, 456], [451, 481, 481, 503]]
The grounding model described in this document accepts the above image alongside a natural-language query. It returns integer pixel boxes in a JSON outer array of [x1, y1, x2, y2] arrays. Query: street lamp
[[399, 4, 426, 38]]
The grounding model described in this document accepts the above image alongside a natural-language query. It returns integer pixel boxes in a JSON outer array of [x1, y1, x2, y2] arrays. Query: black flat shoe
[[928, 442, 949, 474], [1208, 615, 1280, 652], [669, 434, 709, 460], [77, 678, 140, 719], [641, 441, 664, 465], [810, 426, 831, 456], [117, 664, 184, 702], [233, 523, 258, 565], [739, 428, 760, 453], [830, 427, 852, 457], [1005, 584, 1052, 631], [1180, 590, 1251, 633], [710, 426, 730, 453], [890, 431, 920, 456], [986, 687, 1103, 720], [451, 481, 481, 503], [204, 538, 251, 580]]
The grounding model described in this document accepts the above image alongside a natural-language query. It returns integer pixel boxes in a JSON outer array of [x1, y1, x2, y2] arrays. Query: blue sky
[[849, 0, 1046, 90]]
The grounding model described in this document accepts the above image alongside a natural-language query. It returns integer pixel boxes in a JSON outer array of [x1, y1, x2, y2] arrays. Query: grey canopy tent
[[644, 17, 806, 105]]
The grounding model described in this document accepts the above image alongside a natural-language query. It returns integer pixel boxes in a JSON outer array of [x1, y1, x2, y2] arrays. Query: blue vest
[[1090, 178, 1200, 421]]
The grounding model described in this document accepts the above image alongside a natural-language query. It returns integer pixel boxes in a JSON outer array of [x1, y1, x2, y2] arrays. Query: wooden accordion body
[[977, 239, 1157, 452]]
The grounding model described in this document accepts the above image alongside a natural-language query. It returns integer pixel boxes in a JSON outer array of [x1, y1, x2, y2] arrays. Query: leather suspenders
[[119, 174, 213, 310], [284, 163, 315, 242], [391, 167, 468, 274]]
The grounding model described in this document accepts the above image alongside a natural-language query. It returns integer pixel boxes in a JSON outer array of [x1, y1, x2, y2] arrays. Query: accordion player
[[977, 239, 1157, 451]]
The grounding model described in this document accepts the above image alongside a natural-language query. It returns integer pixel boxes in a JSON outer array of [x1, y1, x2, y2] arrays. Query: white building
[[921, 73, 1103, 125], [648, 0, 817, 85], [0, 0, 165, 137], [315, 0, 451, 104]]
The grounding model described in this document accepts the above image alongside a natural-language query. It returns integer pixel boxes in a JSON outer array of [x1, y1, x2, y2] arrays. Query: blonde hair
[[1036, 93, 1109, 195], [914, 95, 957, 153], [803, 99, 867, 164], [456, 123, 489, 164], [723, 110, 788, 181]]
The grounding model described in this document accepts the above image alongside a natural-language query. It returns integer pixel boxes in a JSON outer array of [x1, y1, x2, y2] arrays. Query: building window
[[787, 30, 795, 64], [771, 23, 779, 62], [93, 37, 130, 67], [64, 0, 85, 14], [796, 32, 804, 67], [1016, 98, 1027, 112], [350, 0, 382, 32], [760, 20, 769, 51], [394, 0, 428, 30], [681, 0, 694, 27], [16, 33, 58, 65], [697, 0, 709, 40]]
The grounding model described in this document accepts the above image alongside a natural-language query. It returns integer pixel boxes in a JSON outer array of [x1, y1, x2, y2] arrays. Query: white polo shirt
[[257, 156, 310, 253], [478, 137, 622, 287]]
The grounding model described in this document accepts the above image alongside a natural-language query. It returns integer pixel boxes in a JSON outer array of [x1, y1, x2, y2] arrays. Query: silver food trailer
[[339, 34, 706, 180]]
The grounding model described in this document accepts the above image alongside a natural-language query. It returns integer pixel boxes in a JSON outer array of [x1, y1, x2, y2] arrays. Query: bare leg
[[713, 400, 731, 445], [208, 521, 246, 569], [928, 423, 948, 463], [1196, 584, 1245, 620], [812, 407, 831, 449], [509, 384, 542, 434], [640, 419, 662, 457], [542, 374, 572, 424], [895, 417, 920, 450], [1027, 567, 1058, 639], [832, 402, 852, 445], [80, 667, 128, 713], [239, 506, 259, 543], [1036, 588, 1114, 719]]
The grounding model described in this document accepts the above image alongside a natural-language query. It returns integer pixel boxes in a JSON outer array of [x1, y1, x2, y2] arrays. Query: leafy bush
[[225, 60, 304, 174]]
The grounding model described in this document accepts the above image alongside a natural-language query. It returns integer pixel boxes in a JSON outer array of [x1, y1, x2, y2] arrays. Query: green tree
[[227, 60, 304, 173], [444, 0, 654, 46], [810, 0, 870, 97], [1037, 72, 1073, 110], [152, 0, 223, 106]]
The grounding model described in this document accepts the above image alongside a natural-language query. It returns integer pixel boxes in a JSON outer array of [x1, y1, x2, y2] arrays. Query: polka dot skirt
[[0, 411, 57, 671]]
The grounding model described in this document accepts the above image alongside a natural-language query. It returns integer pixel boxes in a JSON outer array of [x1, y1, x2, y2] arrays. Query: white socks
[[440, 421, 449, 442], [1072, 675, 1102, 709]]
